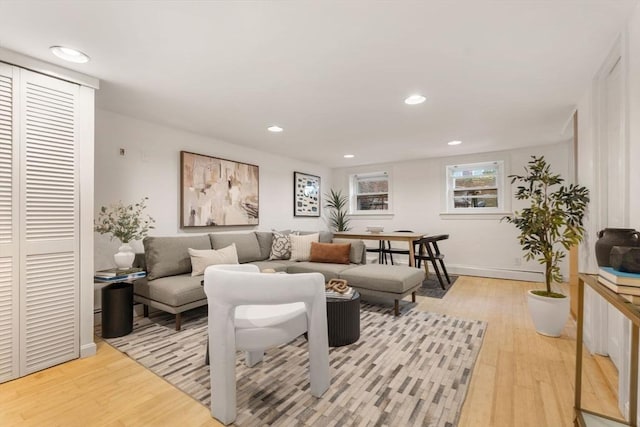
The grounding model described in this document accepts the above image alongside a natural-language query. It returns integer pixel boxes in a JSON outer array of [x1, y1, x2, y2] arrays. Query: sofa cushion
[[210, 232, 262, 263], [339, 264, 425, 294], [247, 260, 292, 272], [290, 233, 319, 261], [297, 230, 333, 243], [286, 261, 355, 281], [309, 242, 351, 265], [188, 244, 239, 276], [143, 235, 211, 280], [133, 274, 206, 307], [332, 238, 366, 265], [254, 232, 273, 260], [269, 231, 291, 260]]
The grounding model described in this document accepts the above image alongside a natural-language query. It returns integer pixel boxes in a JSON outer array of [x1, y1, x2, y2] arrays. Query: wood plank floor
[[0, 276, 621, 426]]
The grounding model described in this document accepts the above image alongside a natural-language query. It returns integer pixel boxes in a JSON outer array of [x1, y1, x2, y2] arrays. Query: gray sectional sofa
[[133, 231, 425, 330]]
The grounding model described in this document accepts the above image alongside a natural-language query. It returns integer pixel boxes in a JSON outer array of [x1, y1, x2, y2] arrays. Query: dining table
[[332, 231, 427, 267]]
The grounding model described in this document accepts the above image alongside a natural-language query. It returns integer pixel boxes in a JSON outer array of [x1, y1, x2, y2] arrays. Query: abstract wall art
[[293, 171, 320, 217], [180, 151, 259, 227]]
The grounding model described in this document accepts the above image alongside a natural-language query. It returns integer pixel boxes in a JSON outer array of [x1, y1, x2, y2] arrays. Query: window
[[446, 161, 504, 212], [349, 171, 391, 214]]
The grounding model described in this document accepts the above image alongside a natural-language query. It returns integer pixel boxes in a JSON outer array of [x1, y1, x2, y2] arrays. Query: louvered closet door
[[0, 63, 19, 382], [19, 69, 79, 374]]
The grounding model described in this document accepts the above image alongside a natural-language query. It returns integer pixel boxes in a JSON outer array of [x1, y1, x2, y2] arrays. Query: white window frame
[[349, 171, 393, 215], [444, 160, 506, 215]]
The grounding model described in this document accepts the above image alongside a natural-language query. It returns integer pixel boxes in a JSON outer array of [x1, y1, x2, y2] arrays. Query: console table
[[575, 273, 639, 426]]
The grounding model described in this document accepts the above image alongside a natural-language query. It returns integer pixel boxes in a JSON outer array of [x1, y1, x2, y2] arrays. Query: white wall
[[331, 142, 572, 282], [94, 109, 331, 270]]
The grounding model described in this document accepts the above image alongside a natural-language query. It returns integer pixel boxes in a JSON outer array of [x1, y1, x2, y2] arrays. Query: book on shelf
[[620, 293, 640, 305], [598, 276, 640, 297], [598, 267, 640, 287]]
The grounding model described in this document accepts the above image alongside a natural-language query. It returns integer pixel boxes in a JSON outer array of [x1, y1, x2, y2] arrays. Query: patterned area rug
[[415, 274, 459, 299], [104, 304, 485, 426]]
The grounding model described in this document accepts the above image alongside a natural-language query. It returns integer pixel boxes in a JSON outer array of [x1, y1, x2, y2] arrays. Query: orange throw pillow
[[309, 242, 351, 264]]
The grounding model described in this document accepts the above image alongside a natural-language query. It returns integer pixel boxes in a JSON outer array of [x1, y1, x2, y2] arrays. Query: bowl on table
[[366, 226, 384, 234]]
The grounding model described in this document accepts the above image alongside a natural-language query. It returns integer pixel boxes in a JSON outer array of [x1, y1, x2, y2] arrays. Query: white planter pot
[[526, 290, 570, 337], [114, 244, 135, 269]]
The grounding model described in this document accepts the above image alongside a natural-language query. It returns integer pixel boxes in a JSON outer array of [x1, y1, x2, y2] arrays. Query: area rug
[[104, 304, 485, 427], [414, 274, 459, 299]]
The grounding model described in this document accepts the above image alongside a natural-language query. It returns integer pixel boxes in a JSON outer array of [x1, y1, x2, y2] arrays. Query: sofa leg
[[394, 300, 399, 316], [143, 304, 149, 317], [175, 313, 182, 331], [411, 292, 416, 303]]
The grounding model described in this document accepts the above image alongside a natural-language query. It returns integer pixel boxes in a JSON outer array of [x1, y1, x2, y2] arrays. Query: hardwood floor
[[0, 276, 621, 426]]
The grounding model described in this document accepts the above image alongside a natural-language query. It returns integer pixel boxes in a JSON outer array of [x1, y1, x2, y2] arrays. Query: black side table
[[326, 292, 360, 347], [101, 282, 133, 338]]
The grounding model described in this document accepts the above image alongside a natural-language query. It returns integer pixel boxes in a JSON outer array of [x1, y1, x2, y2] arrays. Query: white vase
[[114, 244, 135, 269], [526, 290, 570, 337]]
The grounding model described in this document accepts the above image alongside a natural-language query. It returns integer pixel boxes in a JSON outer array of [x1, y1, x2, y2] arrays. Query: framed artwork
[[180, 151, 259, 227], [293, 171, 320, 217]]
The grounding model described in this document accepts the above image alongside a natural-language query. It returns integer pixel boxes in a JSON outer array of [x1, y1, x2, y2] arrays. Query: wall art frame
[[180, 151, 259, 227], [293, 171, 321, 217]]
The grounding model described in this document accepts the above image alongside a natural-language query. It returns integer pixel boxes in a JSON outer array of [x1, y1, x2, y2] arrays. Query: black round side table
[[101, 282, 133, 338], [326, 291, 360, 347]]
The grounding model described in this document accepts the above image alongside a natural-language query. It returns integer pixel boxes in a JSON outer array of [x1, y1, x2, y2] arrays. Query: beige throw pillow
[[289, 233, 319, 261], [188, 243, 239, 276]]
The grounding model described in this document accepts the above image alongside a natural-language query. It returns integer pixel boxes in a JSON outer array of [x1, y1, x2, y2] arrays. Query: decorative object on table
[[503, 155, 589, 337], [325, 278, 354, 299], [293, 171, 320, 217], [324, 188, 351, 231], [94, 268, 146, 283], [94, 197, 155, 269], [366, 225, 384, 233], [104, 304, 486, 426], [594, 228, 640, 267], [609, 245, 640, 273], [180, 151, 259, 227]]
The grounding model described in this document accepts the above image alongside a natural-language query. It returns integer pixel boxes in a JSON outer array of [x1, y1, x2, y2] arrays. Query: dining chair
[[203, 264, 330, 425], [414, 234, 451, 289]]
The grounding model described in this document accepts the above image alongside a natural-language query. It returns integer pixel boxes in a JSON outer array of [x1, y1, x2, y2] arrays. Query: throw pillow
[[309, 242, 351, 264], [269, 231, 291, 260], [289, 233, 319, 262], [188, 243, 239, 276]]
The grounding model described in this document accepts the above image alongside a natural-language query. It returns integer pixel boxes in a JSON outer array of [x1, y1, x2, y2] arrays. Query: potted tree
[[504, 156, 589, 337], [324, 189, 351, 231]]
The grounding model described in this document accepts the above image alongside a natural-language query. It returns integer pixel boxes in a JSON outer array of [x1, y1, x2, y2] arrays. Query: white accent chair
[[203, 264, 330, 425]]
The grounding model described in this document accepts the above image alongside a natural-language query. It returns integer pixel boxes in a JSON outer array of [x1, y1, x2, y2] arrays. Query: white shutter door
[[0, 63, 19, 382], [19, 70, 79, 374]]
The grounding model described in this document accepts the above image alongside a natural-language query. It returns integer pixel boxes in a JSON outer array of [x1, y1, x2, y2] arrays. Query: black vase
[[610, 246, 640, 273], [595, 228, 640, 267]]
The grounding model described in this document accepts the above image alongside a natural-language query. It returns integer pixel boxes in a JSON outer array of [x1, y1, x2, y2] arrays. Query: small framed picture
[[293, 172, 320, 217]]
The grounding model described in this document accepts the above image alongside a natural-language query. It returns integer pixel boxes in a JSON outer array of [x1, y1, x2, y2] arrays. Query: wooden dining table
[[332, 231, 426, 267]]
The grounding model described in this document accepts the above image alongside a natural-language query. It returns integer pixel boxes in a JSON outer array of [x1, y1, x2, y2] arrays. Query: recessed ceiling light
[[343, 154, 355, 159], [50, 46, 90, 63], [404, 94, 426, 105], [448, 140, 462, 146], [267, 125, 283, 132]]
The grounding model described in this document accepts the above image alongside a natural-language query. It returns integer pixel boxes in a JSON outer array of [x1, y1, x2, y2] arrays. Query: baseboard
[[448, 265, 544, 282], [80, 342, 97, 358]]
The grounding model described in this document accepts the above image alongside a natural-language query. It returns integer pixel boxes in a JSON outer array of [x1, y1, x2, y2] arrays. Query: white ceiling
[[0, 0, 637, 167]]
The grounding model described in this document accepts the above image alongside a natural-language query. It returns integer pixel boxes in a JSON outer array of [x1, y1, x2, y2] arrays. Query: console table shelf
[[575, 274, 640, 427]]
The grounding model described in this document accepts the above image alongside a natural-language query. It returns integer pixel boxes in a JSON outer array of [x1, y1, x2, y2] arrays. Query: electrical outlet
[[514, 257, 522, 266]]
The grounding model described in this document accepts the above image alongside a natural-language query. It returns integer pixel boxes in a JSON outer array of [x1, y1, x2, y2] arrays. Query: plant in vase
[[324, 189, 351, 232], [94, 197, 155, 269], [503, 156, 589, 337]]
